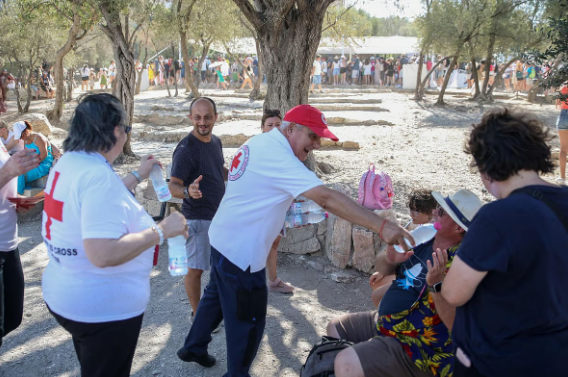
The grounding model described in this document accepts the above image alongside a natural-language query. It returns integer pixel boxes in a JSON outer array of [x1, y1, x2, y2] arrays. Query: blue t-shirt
[[453, 185, 568, 376], [379, 239, 435, 316], [353, 58, 360, 70], [170, 133, 225, 221]]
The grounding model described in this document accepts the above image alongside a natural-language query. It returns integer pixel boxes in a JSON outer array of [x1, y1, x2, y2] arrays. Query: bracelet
[[152, 225, 164, 245], [131, 170, 142, 184], [379, 219, 388, 242]]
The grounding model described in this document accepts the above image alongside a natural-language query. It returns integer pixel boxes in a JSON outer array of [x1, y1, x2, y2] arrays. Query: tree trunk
[[418, 56, 452, 98], [249, 36, 263, 100], [414, 50, 424, 100], [180, 31, 200, 98], [172, 43, 178, 97], [470, 56, 480, 99], [100, 4, 137, 158], [23, 74, 33, 113], [487, 57, 518, 97], [135, 44, 148, 95], [257, 10, 327, 114], [66, 67, 74, 101], [47, 12, 81, 121], [196, 42, 211, 87], [435, 53, 460, 106], [480, 33, 495, 96]]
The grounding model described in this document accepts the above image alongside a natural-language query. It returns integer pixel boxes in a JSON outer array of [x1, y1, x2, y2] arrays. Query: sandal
[[268, 278, 295, 294]]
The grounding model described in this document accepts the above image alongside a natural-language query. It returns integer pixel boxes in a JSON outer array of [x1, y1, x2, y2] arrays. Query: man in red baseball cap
[[279, 104, 338, 162]]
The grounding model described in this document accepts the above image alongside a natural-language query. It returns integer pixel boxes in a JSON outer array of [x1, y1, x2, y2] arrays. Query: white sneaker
[[557, 178, 566, 185]]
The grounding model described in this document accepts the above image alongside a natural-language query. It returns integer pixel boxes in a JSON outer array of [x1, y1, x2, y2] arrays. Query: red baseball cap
[[283, 105, 339, 142]]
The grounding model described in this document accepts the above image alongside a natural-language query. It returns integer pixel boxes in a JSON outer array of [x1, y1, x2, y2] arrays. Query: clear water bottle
[[289, 200, 322, 215], [167, 235, 189, 276], [285, 212, 328, 228], [150, 164, 172, 202], [394, 224, 437, 253]]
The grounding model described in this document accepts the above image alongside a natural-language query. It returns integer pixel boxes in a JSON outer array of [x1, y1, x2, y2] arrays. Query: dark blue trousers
[[181, 247, 267, 377]]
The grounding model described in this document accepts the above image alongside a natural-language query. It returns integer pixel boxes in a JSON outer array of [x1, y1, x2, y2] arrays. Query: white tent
[[209, 36, 419, 57]]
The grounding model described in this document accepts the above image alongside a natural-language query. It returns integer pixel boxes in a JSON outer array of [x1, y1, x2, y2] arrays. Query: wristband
[[379, 219, 388, 241], [131, 170, 142, 184], [152, 225, 164, 245]]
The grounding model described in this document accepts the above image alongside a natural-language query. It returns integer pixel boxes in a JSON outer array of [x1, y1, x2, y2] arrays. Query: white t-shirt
[[221, 61, 230, 76], [0, 143, 17, 251], [209, 130, 323, 273], [313, 60, 322, 76], [80, 67, 90, 77], [41, 152, 156, 323], [1, 131, 24, 154]]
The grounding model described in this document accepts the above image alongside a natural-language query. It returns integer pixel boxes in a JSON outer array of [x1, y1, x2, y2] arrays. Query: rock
[[135, 113, 188, 126], [219, 133, 250, 148], [377, 120, 395, 126], [351, 228, 376, 273], [307, 260, 324, 271], [318, 161, 335, 174], [321, 139, 341, 148], [21, 113, 53, 137], [50, 127, 68, 139], [324, 183, 353, 268], [342, 141, 360, 150], [330, 272, 356, 284], [278, 224, 321, 255]]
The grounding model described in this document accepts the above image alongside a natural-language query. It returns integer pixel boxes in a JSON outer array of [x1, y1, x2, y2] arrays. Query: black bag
[[300, 336, 353, 377], [509, 187, 568, 234]]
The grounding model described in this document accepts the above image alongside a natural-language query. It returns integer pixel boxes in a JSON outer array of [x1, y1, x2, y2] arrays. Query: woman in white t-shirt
[[0, 121, 24, 155], [0, 146, 39, 349], [42, 93, 187, 377]]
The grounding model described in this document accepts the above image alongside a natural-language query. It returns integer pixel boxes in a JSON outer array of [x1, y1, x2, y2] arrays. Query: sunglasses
[[121, 124, 132, 135], [437, 206, 446, 217]]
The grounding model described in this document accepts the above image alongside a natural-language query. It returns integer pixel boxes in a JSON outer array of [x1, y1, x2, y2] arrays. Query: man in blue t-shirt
[[439, 108, 568, 377], [169, 97, 228, 327], [352, 55, 360, 84]]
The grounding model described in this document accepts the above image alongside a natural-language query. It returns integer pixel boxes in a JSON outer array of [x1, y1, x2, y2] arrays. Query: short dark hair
[[408, 188, 438, 214], [466, 108, 554, 182], [261, 109, 282, 127], [0, 121, 6, 129], [63, 93, 126, 153], [189, 97, 217, 115]]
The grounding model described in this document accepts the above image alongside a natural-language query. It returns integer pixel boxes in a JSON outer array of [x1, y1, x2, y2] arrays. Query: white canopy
[[209, 36, 419, 57]]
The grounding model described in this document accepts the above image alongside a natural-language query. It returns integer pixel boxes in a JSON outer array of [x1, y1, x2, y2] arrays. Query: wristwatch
[[429, 281, 443, 293], [183, 187, 190, 198]]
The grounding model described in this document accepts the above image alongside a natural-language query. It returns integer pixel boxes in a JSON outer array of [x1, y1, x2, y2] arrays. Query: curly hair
[[408, 188, 438, 214], [466, 108, 554, 182]]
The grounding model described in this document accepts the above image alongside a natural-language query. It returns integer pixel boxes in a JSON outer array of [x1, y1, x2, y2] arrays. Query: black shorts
[[81, 76, 89, 82]]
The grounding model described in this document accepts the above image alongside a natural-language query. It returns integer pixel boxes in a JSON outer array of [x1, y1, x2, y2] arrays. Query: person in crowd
[[503, 62, 514, 92], [163, 59, 171, 86], [321, 57, 328, 85], [352, 54, 360, 85], [525, 61, 536, 91], [80, 65, 90, 91], [99, 68, 108, 90], [42, 93, 187, 377], [201, 56, 209, 84], [329, 188, 482, 377], [310, 55, 323, 94], [437, 109, 568, 376], [259, 109, 295, 294], [556, 82, 568, 184], [332, 56, 340, 85], [340, 56, 347, 85], [377, 57, 385, 86], [0, 70, 14, 113], [88, 69, 96, 91], [30, 73, 40, 100], [515, 60, 525, 92], [0, 121, 24, 155], [363, 58, 372, 85], [39, 71, 54, 100], [108, 60, 116, 86], [369, 188, 439, 307], [177, 104, 414, 375], [168, 97, 228, 334], [240, 58, 254, 90], [0, 146, 40, 349], [385, 58, 395, 86], [179, 60, 185, 86], [15, 121, 58, 194], [215, 66, 227, 90]]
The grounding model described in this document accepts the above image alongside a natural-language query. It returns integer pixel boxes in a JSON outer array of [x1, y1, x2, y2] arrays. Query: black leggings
[[49, 308, 144, 377], [0, 248, 25, 348]]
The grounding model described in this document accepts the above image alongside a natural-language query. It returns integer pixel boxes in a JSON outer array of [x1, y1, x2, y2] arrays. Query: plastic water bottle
[[167, 235, 189, 276], [289, 200, 322, 215], [394, 224, 437, 253], [150, 164, 172, 202], [285, 212, 328, 228]]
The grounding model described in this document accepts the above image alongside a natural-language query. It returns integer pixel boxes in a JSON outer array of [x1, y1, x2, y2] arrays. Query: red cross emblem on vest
[[44, 171, 64, 240]]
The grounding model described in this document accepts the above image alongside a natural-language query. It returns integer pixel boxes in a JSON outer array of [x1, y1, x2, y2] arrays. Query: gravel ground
[[0, 88, 562, 376]]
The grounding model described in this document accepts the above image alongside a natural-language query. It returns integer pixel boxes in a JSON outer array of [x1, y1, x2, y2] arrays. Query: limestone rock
[[324, 183, 353, 268], [551, 149, 560, 161], [330, 272, 356, 284], [278, 224, 321, 255], [50, 127, 68, 139], [135, 113, 188, 126], [318, 161, 335, 174], [342, 141, 360, 150], [351, 228, 376, 273], [218, 134, 250, 148], [21, 113, 52, 137]]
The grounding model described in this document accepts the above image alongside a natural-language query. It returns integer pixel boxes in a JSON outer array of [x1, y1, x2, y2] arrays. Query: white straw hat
[[431, 189, 483, 231]]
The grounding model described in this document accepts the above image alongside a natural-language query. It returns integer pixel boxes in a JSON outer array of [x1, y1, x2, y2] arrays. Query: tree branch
[[231, 0, 263, 30], [322, 2, 356, 33]]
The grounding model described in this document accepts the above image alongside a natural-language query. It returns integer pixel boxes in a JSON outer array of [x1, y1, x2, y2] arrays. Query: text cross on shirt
[[44, 171, 64, 240]]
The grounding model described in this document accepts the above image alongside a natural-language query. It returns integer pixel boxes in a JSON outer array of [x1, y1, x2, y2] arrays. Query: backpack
[[300, 336, 353, 377], [357, 163, 394, 210]]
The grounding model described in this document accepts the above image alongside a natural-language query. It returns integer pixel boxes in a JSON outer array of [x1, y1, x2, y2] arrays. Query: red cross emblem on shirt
[[44, 171, 64, 240], [230, 152, 242, 172]]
